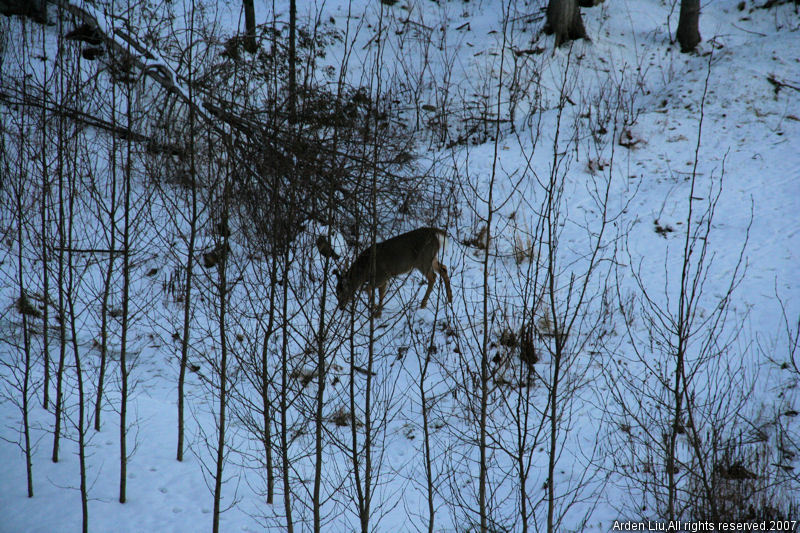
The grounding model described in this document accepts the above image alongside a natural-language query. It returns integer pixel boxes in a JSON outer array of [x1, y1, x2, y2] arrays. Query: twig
[[730, 22, 767, 37], [768, 74, 800, 93], [52, 248, 128, 254]]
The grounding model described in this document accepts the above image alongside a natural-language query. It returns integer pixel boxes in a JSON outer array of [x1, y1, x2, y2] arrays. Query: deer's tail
[[436, 228, 447, 257]]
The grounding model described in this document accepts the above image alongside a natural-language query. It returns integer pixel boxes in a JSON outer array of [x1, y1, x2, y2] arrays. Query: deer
[[335, 227, 453, 317]]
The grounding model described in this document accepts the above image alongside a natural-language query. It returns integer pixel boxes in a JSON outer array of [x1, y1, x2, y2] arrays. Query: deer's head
[[335, 272, 354, 310]]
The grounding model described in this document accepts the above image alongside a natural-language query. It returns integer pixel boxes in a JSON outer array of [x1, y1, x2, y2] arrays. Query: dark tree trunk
[[280, 248, 295, 533], [177, 51, 198, 464], [15, 134, 34, 499], [68, 222, 89, 533], [676, 0, 701, 53], [15, 25, 34, 498], [94, 128, 117, 432], [39, 23, 51, 411], [312, 251, 330, 532], [260, 303, 275, 504], [211, 226, 229, 533], [288, 0, 296, 123], [119, 85, 133, 505], [242, 0, 257, 53], [545, 0, 588, 47], [51, 41, 67, 462]]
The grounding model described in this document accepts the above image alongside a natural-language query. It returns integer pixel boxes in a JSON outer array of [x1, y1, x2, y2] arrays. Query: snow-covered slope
[[1, 0, 798, 531]]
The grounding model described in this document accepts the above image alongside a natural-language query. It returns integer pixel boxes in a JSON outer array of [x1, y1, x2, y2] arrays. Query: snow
[[1, 0, 799, 531]]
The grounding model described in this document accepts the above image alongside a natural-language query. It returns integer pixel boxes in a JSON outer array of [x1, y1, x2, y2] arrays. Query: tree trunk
[[177, 24, 199, 461], [676, 0, 701, 53], [94, 118, 117, 432], [260, 301, 275, 504], [15, 25, 34, 498], [119, 84, 133, 505], [280, 248, 295, 533], [288, 0, 296, 123], [211, 224, 229, 533], [313, 246, 331, 531], [39, 21, 51, 411], [68, 217, 89, 533], [545, 0, 588, 47], [51, 31, 67, 460], [242, 0, 257, 53]]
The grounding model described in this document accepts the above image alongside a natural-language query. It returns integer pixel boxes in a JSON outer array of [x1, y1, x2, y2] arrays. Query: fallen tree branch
[[0, 89, 186, 157], [767, 74, 800, 94]]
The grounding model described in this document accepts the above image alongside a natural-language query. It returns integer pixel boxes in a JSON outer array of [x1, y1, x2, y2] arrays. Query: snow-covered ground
[[1, 0, 799, 531]]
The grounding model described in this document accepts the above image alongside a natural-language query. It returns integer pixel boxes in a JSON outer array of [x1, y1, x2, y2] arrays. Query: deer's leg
[[434, 260, 453, 303], [375, 283, 387, 317], [420, 270, 436, 309]]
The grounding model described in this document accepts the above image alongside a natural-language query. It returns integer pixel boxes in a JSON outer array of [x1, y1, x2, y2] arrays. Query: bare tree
[[0, 20, 36, 497], [211, 180, 233, 533], [403, 309, 444, 533], [50, 12, 69, 463], [66, 146, 89, 533], [37, 19, 53, 412], [17, 25, 34, 501], [600, 57, 786, 523], [278, 242, 296, 533], [176, 1, 201, 463], [443, 6, 518, 530], [92, 78, 119, 433], [118, 50, 134, 505], [502, 41, 614, 533]]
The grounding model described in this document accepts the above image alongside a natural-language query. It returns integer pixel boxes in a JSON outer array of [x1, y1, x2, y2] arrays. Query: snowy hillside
[[1, 0, 799, 531]]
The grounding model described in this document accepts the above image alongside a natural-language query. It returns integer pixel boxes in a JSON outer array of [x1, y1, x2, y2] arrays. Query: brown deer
[[335, 227, 453, 317]]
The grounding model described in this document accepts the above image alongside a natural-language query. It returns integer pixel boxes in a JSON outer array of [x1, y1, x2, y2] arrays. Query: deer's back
[[353, 227, 444, 282]]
